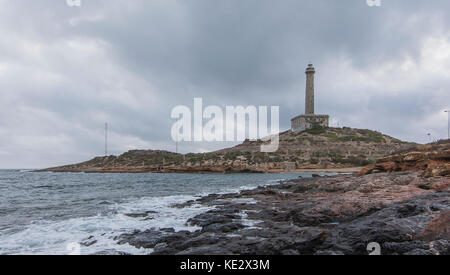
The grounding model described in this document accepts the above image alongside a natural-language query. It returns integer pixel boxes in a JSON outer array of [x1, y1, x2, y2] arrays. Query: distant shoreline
[[39, 127, 415, 175], [37, 167, 362, 174]]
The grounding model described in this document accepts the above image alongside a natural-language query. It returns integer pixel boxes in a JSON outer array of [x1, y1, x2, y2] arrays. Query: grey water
[[0, 170, 330, 255]]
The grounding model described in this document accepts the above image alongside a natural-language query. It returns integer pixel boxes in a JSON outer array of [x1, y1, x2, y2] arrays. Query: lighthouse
[[291, 64, 330, 132], [305, 63, 315, 115]]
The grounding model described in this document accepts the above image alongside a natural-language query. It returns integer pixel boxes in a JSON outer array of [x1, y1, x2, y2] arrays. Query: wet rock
[[314, 250, 345, 255], [382, 241, 429, 254], [404, 249, 435, 255], [124, 211, 157, 218], [172, 200, 195, 208], [187, 209, 241, 227], [91, 249, 129, 255], [116, 229, 168, 249], [281, 249, 301, 255], [176, 246, 232, 255], [80, 236, 97, 247], [160, 228, 176, 233], [202, 222, 246, 233]]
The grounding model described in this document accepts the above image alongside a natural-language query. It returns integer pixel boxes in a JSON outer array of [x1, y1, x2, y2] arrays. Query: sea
[[0, 170, 334, 255]]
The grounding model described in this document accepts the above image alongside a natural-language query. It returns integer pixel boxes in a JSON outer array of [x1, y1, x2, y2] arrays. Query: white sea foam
[[0, 195, 214, 255], [229, 198, 258, 204], [237, 210, 263, 228], [0, 172, 308, 255], [196, 179, 283, 198]]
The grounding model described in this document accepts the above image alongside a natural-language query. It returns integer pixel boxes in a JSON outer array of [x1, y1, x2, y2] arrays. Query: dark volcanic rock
[[124, 211, 157, 218], [117, 170, 449, 255], [116, 229, 173, 249], [91, 249, 129, 255], [319, 193, 447, 254], [187, 209, 241, 227], [80, 236, 97, 247], [202, 222, 246, 233]]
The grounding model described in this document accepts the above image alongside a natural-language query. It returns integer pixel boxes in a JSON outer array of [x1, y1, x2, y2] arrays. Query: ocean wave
[[0, 172, 307, 255], [0, 195, 214, 255]]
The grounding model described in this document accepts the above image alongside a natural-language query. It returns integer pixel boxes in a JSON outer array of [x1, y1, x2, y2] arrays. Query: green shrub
[[310, 158, 319, 164], [306, 128, 326, 135], [224, 151, 241, 160]]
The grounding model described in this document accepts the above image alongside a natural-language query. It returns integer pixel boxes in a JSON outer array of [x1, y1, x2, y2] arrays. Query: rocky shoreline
[[113, 171, 449, 255], [38, 167, 362, 174]]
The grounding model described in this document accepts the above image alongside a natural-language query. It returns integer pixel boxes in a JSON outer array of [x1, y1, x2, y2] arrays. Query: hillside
[[41, 127, 416, 173]]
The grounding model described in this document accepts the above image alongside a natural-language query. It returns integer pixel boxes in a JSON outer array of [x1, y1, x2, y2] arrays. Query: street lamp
[[445, 110, 450, 140]]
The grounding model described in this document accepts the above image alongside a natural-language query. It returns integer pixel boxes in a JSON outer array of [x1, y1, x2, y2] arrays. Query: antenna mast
[[105, 122, 108, 157]]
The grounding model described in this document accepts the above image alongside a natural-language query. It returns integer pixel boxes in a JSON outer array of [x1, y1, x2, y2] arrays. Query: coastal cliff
[[41, 127, 415, 173], [359, 139, 450, 178]]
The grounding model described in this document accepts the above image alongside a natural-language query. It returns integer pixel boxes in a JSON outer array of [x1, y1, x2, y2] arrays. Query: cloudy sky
[[1, 0, 450, 168]]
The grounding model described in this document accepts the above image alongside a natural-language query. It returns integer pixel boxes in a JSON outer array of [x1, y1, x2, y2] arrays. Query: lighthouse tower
[[291, 64, 329, 132], [305, 63, 315, 115]]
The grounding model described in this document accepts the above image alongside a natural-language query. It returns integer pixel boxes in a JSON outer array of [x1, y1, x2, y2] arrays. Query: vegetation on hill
[[217, 127, 415, 167], [42, 127, 417, 173]]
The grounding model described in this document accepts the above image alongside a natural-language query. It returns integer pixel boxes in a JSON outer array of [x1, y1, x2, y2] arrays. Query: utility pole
[[105, 122, 108, 157], [445, 110, 450, 140], [175, 131, 179, 154]]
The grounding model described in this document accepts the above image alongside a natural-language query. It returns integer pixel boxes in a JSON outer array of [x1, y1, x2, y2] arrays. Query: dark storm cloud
[[76, 0, 444, 88], [0, 0, 450, 168]]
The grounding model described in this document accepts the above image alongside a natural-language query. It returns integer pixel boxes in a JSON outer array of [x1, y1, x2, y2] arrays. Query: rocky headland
[[359, 139, 450, 178], [110, 141, 449, 255], [41, 127, 415, 173]]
